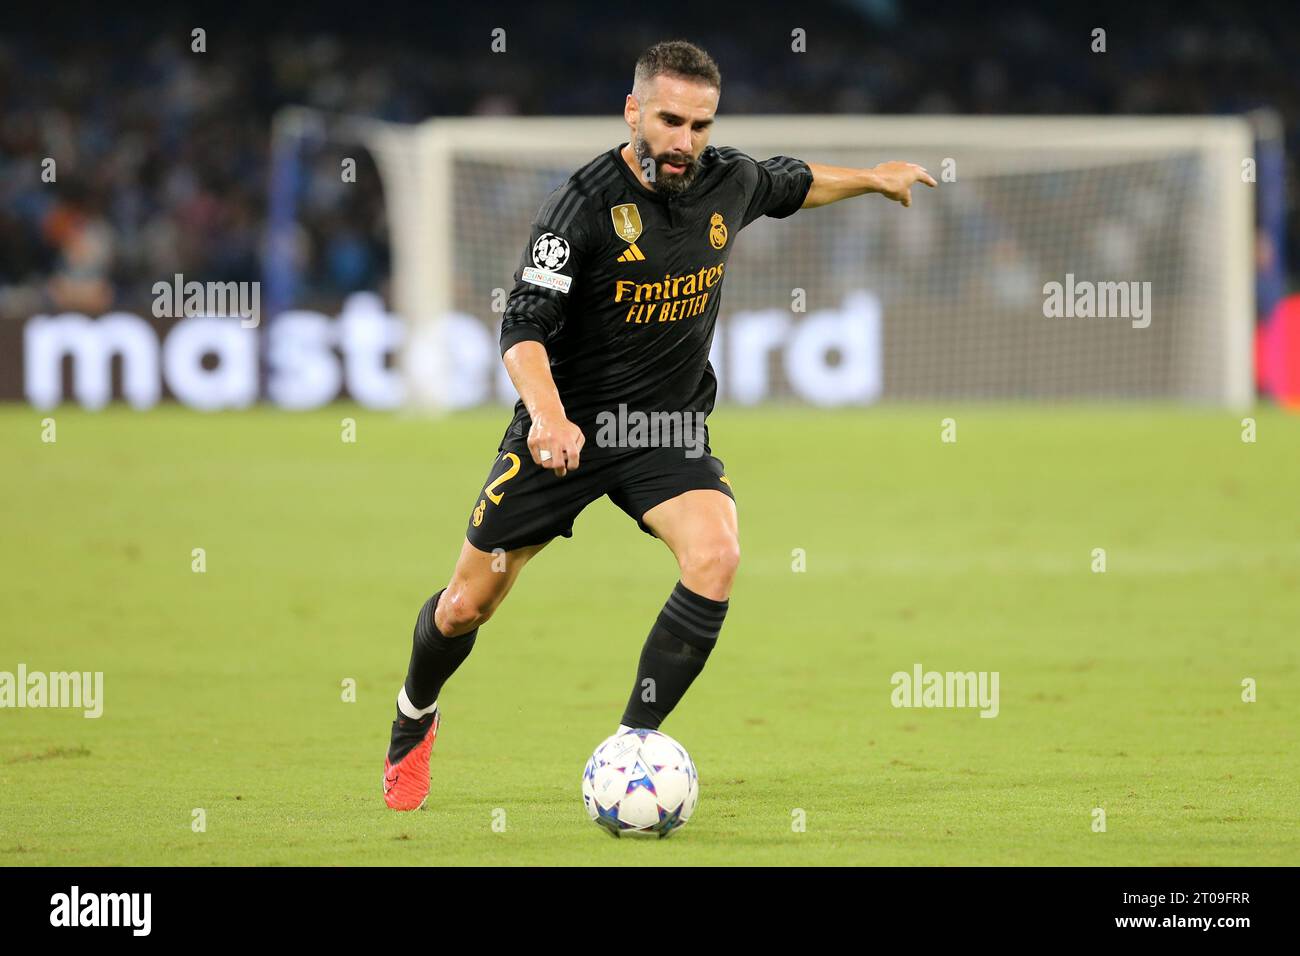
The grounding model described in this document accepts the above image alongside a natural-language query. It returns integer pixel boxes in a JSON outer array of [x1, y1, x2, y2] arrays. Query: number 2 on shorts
[[483, 452, 521, 505]]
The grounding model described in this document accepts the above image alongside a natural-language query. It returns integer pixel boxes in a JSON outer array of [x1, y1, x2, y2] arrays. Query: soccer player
[[382, 39, 936, 810]]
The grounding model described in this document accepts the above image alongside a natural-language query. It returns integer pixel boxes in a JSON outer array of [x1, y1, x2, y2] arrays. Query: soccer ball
[[581, 729, 699, 838]]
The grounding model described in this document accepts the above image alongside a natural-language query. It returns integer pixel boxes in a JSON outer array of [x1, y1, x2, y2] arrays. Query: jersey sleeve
[[498, 185, 592, 357], [741, 155, 814, 228]]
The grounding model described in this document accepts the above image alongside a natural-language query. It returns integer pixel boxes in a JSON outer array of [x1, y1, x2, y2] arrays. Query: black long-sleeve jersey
[[497, 141, 813, 456]]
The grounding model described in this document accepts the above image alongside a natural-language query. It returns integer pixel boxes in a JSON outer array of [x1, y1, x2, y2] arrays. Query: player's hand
[[528, 412, 585, 477], [870, 161, 937, 207]]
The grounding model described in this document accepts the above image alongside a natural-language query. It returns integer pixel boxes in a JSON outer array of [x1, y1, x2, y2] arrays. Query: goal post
[[362, 115, 1255, 411]]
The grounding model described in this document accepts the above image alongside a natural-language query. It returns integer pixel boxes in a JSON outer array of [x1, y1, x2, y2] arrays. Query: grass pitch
[[1, 404, 1297, 865]]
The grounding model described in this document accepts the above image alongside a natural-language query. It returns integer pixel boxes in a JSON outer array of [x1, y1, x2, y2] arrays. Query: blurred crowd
[[1, 0, 1296, 320]]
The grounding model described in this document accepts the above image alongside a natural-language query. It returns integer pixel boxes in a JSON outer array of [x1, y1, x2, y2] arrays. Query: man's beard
[[633, 133, 700, 196]]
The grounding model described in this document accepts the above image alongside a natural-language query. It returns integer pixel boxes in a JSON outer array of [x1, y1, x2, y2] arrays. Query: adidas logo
[[616, 243, 646, 263]]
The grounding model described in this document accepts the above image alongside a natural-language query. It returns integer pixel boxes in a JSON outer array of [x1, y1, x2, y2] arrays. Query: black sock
[[390, 589, 477, 761], [620, 581, 728, 730], [402, 588, 478, 710]]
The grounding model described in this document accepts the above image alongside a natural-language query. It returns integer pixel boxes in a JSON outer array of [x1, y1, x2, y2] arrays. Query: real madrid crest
[[610, 203, 643, 243], [709, 212, 728, 250]]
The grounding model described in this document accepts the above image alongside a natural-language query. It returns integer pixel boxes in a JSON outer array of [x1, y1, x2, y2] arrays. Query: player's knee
[[435, 585, 498, 636], [680, 537, 741, 594]]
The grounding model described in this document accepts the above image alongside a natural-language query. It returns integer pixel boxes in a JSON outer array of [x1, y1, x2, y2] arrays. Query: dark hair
[[633, 40, 721, 95]]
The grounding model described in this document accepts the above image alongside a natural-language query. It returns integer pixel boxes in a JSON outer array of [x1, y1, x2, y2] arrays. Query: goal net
[[360, 115, 1254, 410]]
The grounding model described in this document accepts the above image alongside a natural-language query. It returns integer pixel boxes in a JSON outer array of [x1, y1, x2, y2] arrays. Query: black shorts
[[464, 438, 735, 554]]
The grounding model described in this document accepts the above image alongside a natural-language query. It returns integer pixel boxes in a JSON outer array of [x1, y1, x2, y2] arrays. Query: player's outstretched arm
[[502, 340, 585, 477], [802, 161, 937, 209]]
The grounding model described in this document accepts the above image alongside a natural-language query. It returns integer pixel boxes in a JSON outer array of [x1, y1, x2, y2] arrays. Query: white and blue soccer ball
[[581, 729, 699, 838]]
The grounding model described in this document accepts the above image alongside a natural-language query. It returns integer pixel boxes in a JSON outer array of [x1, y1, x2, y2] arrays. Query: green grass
[[1, 404, 1297, 865]]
